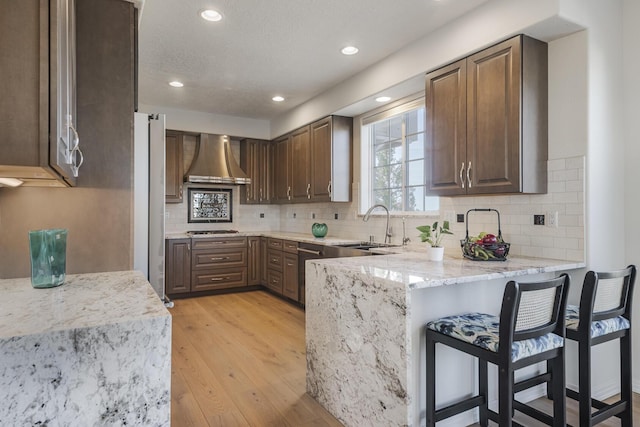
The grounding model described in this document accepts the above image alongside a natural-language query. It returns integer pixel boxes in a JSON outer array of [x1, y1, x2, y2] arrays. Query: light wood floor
[[171, 290, 639, 427], [170, 290, 343, 426]]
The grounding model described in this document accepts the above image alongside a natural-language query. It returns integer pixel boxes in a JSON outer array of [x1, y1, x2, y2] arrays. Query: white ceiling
[[137, 0, 488, 121]]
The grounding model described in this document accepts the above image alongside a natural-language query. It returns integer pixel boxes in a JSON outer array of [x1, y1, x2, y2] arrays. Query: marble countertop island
[[0, 271, 171, 426], [305, 252, 584, 427]]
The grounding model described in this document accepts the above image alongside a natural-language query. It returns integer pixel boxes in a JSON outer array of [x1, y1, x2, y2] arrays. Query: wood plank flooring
[[171, 290, 639, 427], [170, 290, 343, 426]]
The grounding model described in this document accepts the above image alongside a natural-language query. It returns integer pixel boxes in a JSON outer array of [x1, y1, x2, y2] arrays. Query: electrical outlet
[[165, 211, 170, 219], [334, 213, 339, 220], [534, 214, 545, 225], [293, 212, 297, 219], [259, 213, 264, 218], [457, 214, 465, 223], [311, 212, 316, 219], [547, 211, 558, 228]]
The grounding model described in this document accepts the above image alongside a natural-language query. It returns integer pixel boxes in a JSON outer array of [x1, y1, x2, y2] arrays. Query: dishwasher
[[297, 242, 370, 306]]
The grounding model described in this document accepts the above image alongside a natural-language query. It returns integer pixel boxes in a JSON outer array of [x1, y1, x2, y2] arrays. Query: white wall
[[623, 0, 640, 392], [138, 103, 270, 139]]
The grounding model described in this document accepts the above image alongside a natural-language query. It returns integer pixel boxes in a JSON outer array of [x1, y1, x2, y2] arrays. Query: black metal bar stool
[[425, 274, 570, 426], [561, 265, 636, 426]]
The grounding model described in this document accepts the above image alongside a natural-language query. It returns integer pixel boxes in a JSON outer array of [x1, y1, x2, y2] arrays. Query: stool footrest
[[487, 409, 526, 427], [434, 395, 485, 422], [566, 388, 628, 424], [513, 400, 554, 425], [592, 401, 627, 425], [514, 372, 551, 394]]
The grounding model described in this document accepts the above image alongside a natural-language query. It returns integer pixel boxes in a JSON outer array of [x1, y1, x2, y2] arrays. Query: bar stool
[[425, 274, 570, 426], [562, 265, 636, 426]]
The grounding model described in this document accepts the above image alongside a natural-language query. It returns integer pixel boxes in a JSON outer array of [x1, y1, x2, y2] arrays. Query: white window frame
[[360, 93, 439, 216]]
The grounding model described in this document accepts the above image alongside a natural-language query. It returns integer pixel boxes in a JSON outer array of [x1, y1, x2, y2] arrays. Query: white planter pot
[[427, 246, 445, 261]]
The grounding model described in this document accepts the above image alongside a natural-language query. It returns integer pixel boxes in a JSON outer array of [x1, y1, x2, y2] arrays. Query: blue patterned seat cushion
[[427, 313, 563, 362], [565, 305, 630, 338]]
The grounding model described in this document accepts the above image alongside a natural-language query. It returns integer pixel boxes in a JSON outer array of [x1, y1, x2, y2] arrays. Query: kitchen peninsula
[[305, 252, 584, 427], [0, 271, 171, 426]]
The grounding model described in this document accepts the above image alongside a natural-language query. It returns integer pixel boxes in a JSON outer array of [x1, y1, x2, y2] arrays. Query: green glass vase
[[311, 223, 328, 238], [28, 228, 68, 288]]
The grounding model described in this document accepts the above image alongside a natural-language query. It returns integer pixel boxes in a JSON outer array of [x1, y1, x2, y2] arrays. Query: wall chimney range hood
[[185, 134, 251, 185]]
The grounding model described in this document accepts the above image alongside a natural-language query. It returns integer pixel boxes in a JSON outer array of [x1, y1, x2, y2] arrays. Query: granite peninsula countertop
[[0, 270, 169, 339], [307, 251, 585, 291]]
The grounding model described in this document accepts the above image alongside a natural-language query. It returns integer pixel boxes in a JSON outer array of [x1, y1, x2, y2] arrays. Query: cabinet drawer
[[192, 268, 247, 291], [267, 249, 283, 271], [283, 240, 298, 254], [267, 238, 283, 250], [192, 248, 247, 270], [266, 269, 283, 294], [192, 237, 247, 250]]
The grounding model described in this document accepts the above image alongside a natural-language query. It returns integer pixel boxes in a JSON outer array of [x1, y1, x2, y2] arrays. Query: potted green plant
[[417, 221, 453, 261]]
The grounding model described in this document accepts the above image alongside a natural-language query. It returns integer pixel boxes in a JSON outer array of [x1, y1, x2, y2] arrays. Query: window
[[361, 96, 439, 213]]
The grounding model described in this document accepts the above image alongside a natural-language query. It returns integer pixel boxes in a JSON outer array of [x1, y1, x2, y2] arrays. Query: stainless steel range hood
[[185, 134, 251, 185]]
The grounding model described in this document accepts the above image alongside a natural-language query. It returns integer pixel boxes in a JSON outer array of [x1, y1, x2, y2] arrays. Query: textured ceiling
[[138, 0, 487, 120]]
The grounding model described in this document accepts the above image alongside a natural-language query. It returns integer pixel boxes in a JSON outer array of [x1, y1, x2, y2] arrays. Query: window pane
[[374, 142, 389, 167], [373, 122, 389, 143], [389, 116, 402, 139], [406, 159, 424, 186], [373, 189, 390, 206], [405, 108, 425, 135], [406, 134, 424, 161], [405, 186, 425, 211], [390, 188, 403, 211], [390, 139, 402, 164], [390, 163, 402, 188], [373, 166, 390, 189]]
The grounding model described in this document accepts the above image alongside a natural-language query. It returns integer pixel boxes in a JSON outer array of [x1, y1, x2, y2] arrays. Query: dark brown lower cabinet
[[260, 237, 268, 284], [283, 252, 298, 301], [247, 236, 261, 286], [165, 239, 191, 295]]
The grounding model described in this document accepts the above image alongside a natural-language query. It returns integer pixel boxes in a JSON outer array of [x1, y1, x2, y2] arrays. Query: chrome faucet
[[402, 217, 411, 246], [363, 204, 392, 244]]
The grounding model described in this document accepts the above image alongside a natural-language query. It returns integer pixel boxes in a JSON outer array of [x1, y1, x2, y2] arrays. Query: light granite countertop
[[0, 270, 170, 339], [0, 270, 171, 425], [166, 230, 364, 246], [308, 250, 585, 290]]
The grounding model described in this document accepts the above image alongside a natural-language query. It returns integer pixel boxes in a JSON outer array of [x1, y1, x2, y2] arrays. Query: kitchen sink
[[334, 242, 401, 251]]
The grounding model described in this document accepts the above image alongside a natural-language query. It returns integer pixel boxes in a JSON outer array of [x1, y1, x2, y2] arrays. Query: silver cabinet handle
[[259, 188, 263, 202], [287, 186, 291, 200], [210, 256, 229, 261], [306, 183, 311, 199], [459, 162, 465, 189], [297, 247, 321, 255], [466, 161, 472, 188], [210, 277, 224, 281], [328, 180, 332, 197], [287, 263, 294, 267]]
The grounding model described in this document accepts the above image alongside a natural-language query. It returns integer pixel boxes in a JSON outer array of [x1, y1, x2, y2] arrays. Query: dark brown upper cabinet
[[426, 35, 547, 196], [240, 139, 272, 204], [0, 0, 81, 187], [309, 116, 353, 202], [165, 131, 184, 203], [272, 115, 353, 204]]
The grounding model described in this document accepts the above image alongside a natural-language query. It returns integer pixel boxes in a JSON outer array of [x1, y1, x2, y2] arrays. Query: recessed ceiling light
[[376, 96, 391, 103], [169, 81, 184, 88], [341, 46, 359, 55], [272, 96, 285, 102], [200, 9, 222, 22]]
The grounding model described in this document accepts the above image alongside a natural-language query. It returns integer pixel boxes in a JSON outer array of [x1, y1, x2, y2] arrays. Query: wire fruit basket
[[460, 209, 510, 261]]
